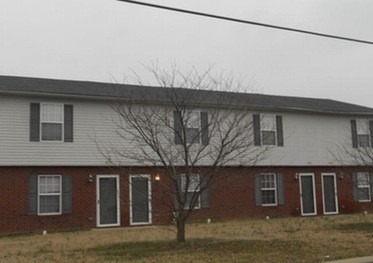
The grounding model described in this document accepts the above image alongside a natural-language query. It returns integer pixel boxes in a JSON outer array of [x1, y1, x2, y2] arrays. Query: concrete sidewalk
[[328, 256, 373, 263]]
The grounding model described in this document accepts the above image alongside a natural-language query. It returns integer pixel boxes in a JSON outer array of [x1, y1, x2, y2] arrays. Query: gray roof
[[0, 75, 372, 116]]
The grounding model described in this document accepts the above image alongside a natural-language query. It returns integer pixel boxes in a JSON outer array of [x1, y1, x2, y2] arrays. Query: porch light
[[339, 173, 344, 180], [294, 173, 299, 180], [155, 174, 161, 181], [88, 174, 93, 183]]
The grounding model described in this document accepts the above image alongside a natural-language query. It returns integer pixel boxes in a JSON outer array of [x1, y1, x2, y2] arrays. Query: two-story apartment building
[[0, 75, 372, 234]]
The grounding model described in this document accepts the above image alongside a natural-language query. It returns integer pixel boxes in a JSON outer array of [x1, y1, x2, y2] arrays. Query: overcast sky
[[1, 0, 372, 107]]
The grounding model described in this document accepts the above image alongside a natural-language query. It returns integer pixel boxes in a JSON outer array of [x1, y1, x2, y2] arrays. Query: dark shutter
[[370, 121, 373, 148], [201, 112, 209, 146], [254, 174, 262, 206], [28, 175, 38, 215], [276, 173, 285, 205], [276, 116, 284, 147], [62, 175, 73, 213], [253, 114, 261, 146], [351, 120, 358, 148], [30, 103, 40, 142], [174, 111, 182, 145], [64, 105, 73, 142], [352, 173, 358, 201], [201, 174, 210, 208]]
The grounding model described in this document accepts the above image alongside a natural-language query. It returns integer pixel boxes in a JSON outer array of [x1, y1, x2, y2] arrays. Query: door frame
[[96, 174, 120, 227], [129, 174, 152, 226], [299, 173, 317, 216], [321, 173, 339, 215]]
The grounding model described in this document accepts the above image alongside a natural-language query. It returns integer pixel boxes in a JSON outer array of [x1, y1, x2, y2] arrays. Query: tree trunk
[[176, 218, 186, 243]]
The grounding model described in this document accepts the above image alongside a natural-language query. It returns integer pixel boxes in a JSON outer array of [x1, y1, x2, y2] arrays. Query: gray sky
[[1, 0, 372, 107]]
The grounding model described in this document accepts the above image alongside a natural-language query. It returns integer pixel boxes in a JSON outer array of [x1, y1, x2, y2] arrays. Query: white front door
[[129, 175, 152, 225], [322, 173, 339, 215], [299, 173, 317, 216], [97, 175, 120, 227]]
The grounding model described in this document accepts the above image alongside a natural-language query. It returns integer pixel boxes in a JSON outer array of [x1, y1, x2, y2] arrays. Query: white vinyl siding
[[38, 175, 62, 215], [0, 94, 368, 166]]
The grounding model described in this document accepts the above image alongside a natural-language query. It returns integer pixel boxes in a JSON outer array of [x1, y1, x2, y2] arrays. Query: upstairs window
[[351, 119, 373, 149], [357, 120, 370, 148], [261, 115, 276, 145], [174, 111, 209, 145], [185, 111, 200, 144], [253, 114, 283, 147], [41, 103, 64, 141], [30, 103, 73, 142]]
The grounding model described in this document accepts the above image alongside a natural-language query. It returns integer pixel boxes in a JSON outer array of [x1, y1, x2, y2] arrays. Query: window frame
[[356, 172, 371, 202], [37, 175, 62, 216], [40, 103, 64, 142], [260, 173, 277, 206], [260, 114, 277, 146], [356, 119, 370, 148], [185, 111, 200, 144], [180, 174, 201, 209]]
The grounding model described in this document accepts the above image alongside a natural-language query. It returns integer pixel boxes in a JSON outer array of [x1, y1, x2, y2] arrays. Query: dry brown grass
[[0, 214, 372, 262]]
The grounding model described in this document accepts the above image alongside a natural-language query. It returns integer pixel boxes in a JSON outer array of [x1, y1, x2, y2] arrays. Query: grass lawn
[[0, 214, 372, 262]]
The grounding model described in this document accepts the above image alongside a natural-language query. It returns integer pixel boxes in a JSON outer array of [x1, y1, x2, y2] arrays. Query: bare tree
[[97, 66, 271, 243]]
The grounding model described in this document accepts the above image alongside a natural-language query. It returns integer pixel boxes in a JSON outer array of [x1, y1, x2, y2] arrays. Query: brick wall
[[0, 166, 371, 234]]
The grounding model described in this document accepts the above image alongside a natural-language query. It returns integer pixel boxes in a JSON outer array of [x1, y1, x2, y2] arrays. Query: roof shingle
[[0, 75, 372, 116]]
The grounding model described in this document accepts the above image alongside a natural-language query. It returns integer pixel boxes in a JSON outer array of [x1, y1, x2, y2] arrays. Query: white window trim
[[40, 103, 64, 142], [180, 174, 201, 209], [299, 173, 317, 216], [260, 114, 277, 146], [357, 119, 369, 135], [129, 174, 152, 226], [356, 119, 371, 148], [261, 173, 277, 206], [37, 175, 62, 216], [96, 174, 121, 227], [357, 172, 371, 202], [185, 111, 201, 144], [186, 111, 200, 129]]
